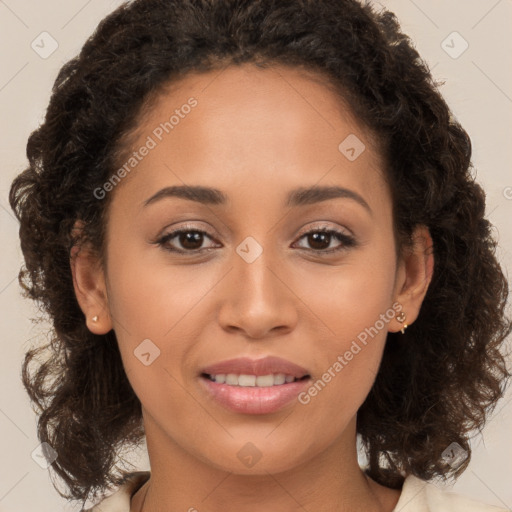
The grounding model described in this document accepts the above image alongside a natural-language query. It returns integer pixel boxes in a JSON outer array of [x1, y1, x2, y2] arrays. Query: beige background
[[1, 0, 511, 510]]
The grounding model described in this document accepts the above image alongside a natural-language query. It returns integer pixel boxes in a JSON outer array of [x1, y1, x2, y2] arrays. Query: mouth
[[198, 356, 312, 414], [201, 372, 310, 387], [199, 372, 312, 414], [199, 355, 311, 382]]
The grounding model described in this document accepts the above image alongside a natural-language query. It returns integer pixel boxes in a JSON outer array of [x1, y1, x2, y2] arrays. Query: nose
[[217, 246, 298, 340]]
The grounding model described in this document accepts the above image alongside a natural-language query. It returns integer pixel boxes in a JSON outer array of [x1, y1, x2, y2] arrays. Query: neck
[[131, 414, 400, 512]]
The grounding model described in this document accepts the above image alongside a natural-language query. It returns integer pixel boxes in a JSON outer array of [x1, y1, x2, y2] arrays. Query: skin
[[71, 63, 434, 511]]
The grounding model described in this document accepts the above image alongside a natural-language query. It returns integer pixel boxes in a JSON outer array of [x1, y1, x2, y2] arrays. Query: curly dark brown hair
[[9, 0, 511, 506]]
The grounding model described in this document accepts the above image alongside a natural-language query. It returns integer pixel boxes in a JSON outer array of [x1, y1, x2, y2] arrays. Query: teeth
[[225, 374, 238, 385], [208, 373, 301, 386], [239, 374, 256, 386]]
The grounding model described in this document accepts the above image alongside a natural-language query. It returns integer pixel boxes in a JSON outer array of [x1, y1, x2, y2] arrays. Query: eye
[[155, 224, 356, 255], [293, 226, 356, 255], [156, 225, 219, 254]]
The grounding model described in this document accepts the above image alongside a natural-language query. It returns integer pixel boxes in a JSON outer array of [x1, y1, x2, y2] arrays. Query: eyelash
[[155, 224, 356, 256]]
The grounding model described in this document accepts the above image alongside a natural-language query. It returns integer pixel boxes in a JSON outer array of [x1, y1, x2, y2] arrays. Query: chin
[[192, 436, 313, 476]]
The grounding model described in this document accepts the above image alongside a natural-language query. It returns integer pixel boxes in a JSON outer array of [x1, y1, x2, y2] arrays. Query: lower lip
[[199, 375, 311, 415]]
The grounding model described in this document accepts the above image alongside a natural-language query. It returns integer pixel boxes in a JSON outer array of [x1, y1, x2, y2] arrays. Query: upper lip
[[201, 356, 310, 378]]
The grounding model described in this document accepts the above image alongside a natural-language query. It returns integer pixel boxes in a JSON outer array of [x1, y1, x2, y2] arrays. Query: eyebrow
[[143, 184, 372, 214]]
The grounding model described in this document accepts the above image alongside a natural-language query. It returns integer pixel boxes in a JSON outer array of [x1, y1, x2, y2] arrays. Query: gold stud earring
[[396, 311, 408, 334], [92, 315, 99, 322]]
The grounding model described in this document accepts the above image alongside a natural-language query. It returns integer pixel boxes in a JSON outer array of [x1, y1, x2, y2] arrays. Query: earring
[[396, 311, 408, 334], [92, 315, 99, 322]]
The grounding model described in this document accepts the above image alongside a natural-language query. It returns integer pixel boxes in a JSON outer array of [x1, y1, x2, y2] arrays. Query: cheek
[[104, 244, 220, 405], [106, 239, 215, 337], [293, 231, 397, 339], [296, 297, 393, 438], [293, 238, 397, 413]]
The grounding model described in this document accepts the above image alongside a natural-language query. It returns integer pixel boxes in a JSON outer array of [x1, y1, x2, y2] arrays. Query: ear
[[70, 220, 112, 335], [390, 224, 434, 333]]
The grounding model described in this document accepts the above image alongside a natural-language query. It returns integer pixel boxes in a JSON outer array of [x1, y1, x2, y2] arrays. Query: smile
[[204, 373, 309, 386], [199, 373, 312, 414]]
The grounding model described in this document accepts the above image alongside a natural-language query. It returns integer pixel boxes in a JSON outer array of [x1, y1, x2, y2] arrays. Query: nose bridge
[[217, 233, 297, 337], [233, 233, 281, 304]]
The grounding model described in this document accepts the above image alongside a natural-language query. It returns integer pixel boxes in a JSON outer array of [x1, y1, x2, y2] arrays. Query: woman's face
[[81, 63, 422, 474]]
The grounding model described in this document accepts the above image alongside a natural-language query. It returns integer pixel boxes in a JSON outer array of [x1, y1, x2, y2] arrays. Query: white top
[[83, 471, 508, 511]]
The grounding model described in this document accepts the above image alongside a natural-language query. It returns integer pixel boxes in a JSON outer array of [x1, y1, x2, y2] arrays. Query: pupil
[[309, 232, 330, 250], [181, 232, 202, 249]]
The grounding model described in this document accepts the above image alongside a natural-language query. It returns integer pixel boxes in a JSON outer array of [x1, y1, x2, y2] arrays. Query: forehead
[[110, 63, 389, 213]]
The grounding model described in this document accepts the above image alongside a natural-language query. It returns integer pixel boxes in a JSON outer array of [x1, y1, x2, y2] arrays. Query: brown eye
[[306, 231, 332, 250], [175, 231, 205, 250], [294, 228, 356, 255], [156, 225, 356, 256], [157, 228, 218, 253]]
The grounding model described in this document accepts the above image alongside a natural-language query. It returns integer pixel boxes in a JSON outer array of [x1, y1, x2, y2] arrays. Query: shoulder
[[393, 474, 508, 512], [82, 471, 150, 512]]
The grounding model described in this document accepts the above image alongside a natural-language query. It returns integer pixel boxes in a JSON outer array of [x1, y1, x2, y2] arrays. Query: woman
[[9, 0, 511, 511]]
